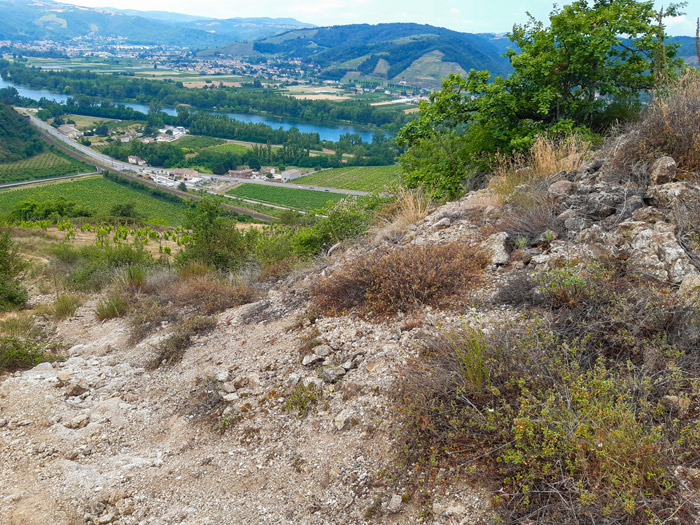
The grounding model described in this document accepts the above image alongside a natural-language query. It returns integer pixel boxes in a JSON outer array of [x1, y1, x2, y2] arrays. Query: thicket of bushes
[[398, 260, 700, 523]]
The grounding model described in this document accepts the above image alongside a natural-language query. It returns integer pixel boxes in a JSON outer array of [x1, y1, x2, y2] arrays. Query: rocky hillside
[[0, 143, 700, 524]]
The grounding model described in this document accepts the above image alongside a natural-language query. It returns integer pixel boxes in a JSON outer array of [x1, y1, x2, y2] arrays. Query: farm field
[[0, 149, 95, 185], [227, 184, 343, 210], [65, 114, 120, 130], [177, 136, 226, 150], [0, 176, 189, 225], [207, 143, 251, 155], [295, 165, 399, 192]]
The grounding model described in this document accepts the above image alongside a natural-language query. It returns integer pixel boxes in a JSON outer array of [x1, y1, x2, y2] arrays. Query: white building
[[281, 169, 302, 182]]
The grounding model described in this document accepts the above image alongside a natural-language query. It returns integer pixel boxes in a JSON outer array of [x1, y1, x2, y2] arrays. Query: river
[[0, 77, 380, 142]]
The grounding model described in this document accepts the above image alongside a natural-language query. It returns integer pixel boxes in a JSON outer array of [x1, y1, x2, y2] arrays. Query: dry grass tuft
[[611, 70, 700, 180], [490, 134, 590, 201], [312, 243, 487, 316], [376, 187, 433, 231]]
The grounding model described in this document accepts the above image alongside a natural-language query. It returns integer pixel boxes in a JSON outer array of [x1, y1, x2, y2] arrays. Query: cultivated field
[[0, 150, 95, 185], [294, 165, 399, 192], [227, 184, 343, 210], [0, 176, 189, 225], [207, 143, 251, 155]]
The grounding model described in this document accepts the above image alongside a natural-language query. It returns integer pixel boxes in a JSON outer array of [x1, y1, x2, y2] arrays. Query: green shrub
[[51, 243, 153, 292], [0, 336, 61, 372], [53, 294, 82, 320], [0, 229, 27, 312], [283, 383, 320, 418], [96, 295, 128, 320], [398, 262, 698, 523]]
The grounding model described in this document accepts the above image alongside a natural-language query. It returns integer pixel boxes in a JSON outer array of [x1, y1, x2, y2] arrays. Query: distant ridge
[[0, 0, 312, 47], [201, 23, 514, 88]]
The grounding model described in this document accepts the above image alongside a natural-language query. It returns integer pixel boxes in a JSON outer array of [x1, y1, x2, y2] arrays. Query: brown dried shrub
[[611, 70, 700, 181], [312, 243, 487, 316]]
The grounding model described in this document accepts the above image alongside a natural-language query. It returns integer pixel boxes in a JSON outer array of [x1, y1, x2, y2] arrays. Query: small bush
[[96, 295, 128, 320], [490, 133, 590, 202], [169, 276, 255, 315], [0, 315, 45, 339], [611, 70, 700, 180], [149, 315, 217, 368], [53, 294, 82, 320], [0, 336, 61, 372], [51, 243, 153, 292], [376, 187, 433, 231], [0, 229, 27, 312], [129, 298, 170, 343], [283, 383, 320, 418], [312, 243, 487, 316], [399, 261, 698, 523]]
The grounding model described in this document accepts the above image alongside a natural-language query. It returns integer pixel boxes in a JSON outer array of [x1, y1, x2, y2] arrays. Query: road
[[15, 110, 277, 222], [0, 172, 101, 190], [17, 110, 138, 172], [208, 175, 390, 197]]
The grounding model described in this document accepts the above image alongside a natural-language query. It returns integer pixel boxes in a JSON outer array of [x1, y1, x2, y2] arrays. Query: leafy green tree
[[398, 0, 685, 199], [178, 182, 187, 192]]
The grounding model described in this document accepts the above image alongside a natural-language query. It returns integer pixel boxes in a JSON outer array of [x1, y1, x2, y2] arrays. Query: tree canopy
[[398, 0, 685, 199]]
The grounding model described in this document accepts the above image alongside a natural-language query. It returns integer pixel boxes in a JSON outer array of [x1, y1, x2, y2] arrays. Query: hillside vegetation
[[0, 103, 44, 164], [205, 23, 512, 88]]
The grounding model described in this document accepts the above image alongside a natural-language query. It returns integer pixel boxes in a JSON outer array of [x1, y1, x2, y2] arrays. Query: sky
[[55, 0, 698, 36]]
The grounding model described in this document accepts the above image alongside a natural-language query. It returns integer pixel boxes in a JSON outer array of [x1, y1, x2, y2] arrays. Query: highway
[[17, 110, 138, 172], [207, 174, 391, 198], [0, 172, 100, 190]]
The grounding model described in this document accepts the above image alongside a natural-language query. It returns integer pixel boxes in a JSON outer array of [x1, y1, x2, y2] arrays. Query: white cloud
[[450, 7, 461, 15]]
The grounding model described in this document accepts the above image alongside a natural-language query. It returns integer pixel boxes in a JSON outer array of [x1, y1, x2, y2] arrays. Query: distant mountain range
[[0, 0, 313, 47], [201, 23, 516, 88]]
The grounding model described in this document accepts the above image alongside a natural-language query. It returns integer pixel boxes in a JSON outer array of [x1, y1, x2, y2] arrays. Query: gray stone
[[334, 409, 355, 431], [313, 345, 332, 358], [0, 418, 7, 428], [651, 156, 677, 185], [320, 366, 346, 383], [387, 494, 402, 513], [33, 362, 54, 371], [302, 354, 324, 367], [482, 232, 510, 266], [223, 393, 239, 402]]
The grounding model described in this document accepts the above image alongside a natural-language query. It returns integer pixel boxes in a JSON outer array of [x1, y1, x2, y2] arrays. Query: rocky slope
[[2, 150, 700, 524]]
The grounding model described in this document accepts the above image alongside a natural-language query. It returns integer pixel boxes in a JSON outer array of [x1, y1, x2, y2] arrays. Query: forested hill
[[0, 104, 44, 163], [0, 0, 310, 47], [203, 23, 513, 88]]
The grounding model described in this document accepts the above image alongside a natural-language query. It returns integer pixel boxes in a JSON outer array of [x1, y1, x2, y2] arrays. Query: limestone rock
[[679, 274, 700, 305], [387, 494, 402, 513], [651, 156, 677, 185], [548, 180, 576, 196], [482, 232, 510, 266], [65, 383, 88, 397], [65, 413, 90, 429], [334, 409, 355, 431]]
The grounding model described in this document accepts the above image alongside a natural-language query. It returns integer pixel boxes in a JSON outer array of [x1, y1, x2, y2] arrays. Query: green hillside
[[0, 0, 310, 47], [205, 23, 513, 87], [0, 103, 44, 164]]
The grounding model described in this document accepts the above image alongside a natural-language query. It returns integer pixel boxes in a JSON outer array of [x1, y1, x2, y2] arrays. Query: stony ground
[[4, 152, 700, 524]]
